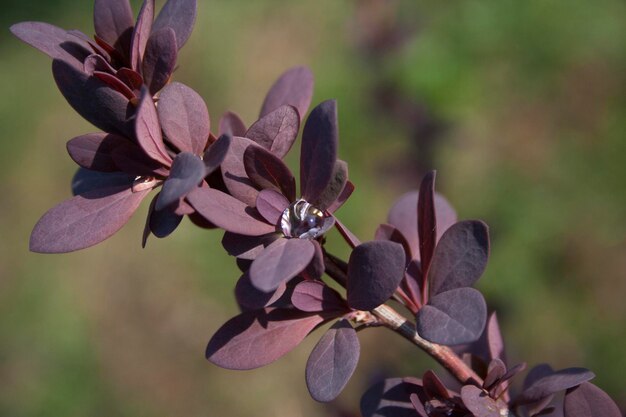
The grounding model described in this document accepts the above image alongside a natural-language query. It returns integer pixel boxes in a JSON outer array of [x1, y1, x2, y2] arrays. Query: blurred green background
[[1, 0, 624, 416]]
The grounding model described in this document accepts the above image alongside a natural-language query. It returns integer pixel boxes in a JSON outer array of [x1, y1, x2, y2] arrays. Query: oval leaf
[[186, 187, 274, 236], [249, 238, 315, 292], [67, 133, 129, 172], [347, 241, 406, 311], [246, 105, 300, 159], [135, 87, 172, 166], [235, 272, 287, 312], [428, 220, 490, 296], [416, 287, 487, 345], [244, 145, 296, 201], [142, 28, 178, 94], [220, 136, 263, 206], [158, 82, 210, 155], [203, 134, 231, 175], [360, 377, 426, 417], [71, 168, 135, 196], [221, 232, 278, 260], [30, 186, 149, 253], [156, 152, 205, 210], [300, 100, 338, 203], [153, 0, 197, 49], [417, 170, 437, 277], [93, 0, 134, 48], [314, 159, 349, 211], [461, 385, 507, 417], [564, 382, 622, 417], [292, 281, 347, 313], [219, 111, 247, 137], [260, 66, 314, 121], [516, 368, 595, 405], [206, 308, 324, 370], [306, 319, 360, 402], [130, 0, 155, 71], [256, 189, 289, 225]]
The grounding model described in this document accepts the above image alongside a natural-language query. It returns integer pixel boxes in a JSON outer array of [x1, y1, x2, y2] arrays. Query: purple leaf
[[375, 224, 413, 262], [243, 145, 296, 201], [428, 220, 490, 296], [387, 191, 457, 257], [220, 136, 263, 206], [116, 68, 143, 91], [235, 272, 286, 311], [306, 319, 360, 402], [564, 383, 622, 417], [327, 180, 355, 213], [416, 287, 487, 345], [203, 134, 231, 175], [52, 59, 133, 138], [360, 377, 426, 417], [186, 187, 275, 236], [142, 28, 177, 95], [67, 133, 129, 172], [83, 54, 116, 75], [256, 190, 289, 225], [347, 241, 406, 311], [524, 364, 555, 390], [93, 0, 134, 49], [158, 82, 210, 155], [71, 168, 135, 196], [418, 171, 437, 277], [483, 358, 507, 389], [219, 111, 247, 137], [130, 0, 155, 71], [246, 105, 300, 159], [155, 152, 205, 210], [300, 100, 338, 203], [10, 22, 90, 68], [249, 238, 315, 292], [222, 232, 278, 260], [292, 281, 347, 313], [111, 141, 168, 177], [460, 385, 507, 417], [30, 186, 149, 253], [206, 308, 325, 370], [302, 240, 325, 281], [516, 368, 595, 405], [135, 88, 172, 166], [422, 370, 451, 399], [314, 160, 349, 211], [149, 197, 183, 238], [93, 70, 136, 100], [153, 0, 197, 49], [260, 66, 314, 121], [487, 312, 505, 362]]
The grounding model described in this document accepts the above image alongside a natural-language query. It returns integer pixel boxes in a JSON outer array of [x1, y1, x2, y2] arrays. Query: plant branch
[[324, 251, 483, 386]]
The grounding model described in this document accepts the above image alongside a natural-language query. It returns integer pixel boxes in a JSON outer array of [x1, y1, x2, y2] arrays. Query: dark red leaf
[[186, 187, 274, 236], [483, 358, 507, 390], [10, 22, 91, 68], [418, 170, 437, 278], [564, 382, 622, 417], [130, 0, 154, 71], [30, 186, 149, 253], [416, 287, 487, 345], [52, 59, 133, 138], [256, 190, 289, 225], [360, 377, 426, 417], [347, 241, 406, 311], [153, 0, 197, 49], [111, 141, 168, 177], [203, 134, 231, 175], [249, 238, 316, 292], [428, 220, 490, 296], [219, 111, 247, 137], [93, 0, 134, 49], [387, 191, 457, 258], [220, 136, 263, 206], [243, 145, 296, 201], [300, 100, 338, 203], [516, 368, 595, 405], [93, 70, 136, 100], [149, 199, 183, 238], [116, 68, 143, 91], [206, 308, 325, 370], [460, 385, 507, 417], [235, 272, 286, 312], [67, 133, 128, 172], [142, 28, 177, 94], [222, 232, 278, 260], [375, 224, 413, 262], [327, 180, 355, 214], [306, 319, 360, 402], [422, 370, 451, 400], [313, 160, 349, 211], [71, 168, 135, 196], [158, 82, 210, 155], [83, 54, 116, 75], [487, 312, 505, 362], [246, 105, 300, 159], [292, 281, 347, 313], [135, 87, 172, 166], [260, 66, 314, 121], [156, 152, 205, 210]]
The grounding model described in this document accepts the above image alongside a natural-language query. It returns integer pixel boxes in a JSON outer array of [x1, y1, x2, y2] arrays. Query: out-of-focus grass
[[1, 0, 624, 416]]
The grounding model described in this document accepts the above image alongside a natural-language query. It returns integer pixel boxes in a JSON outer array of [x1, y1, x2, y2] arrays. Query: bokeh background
[[1, 0, 625, 416]]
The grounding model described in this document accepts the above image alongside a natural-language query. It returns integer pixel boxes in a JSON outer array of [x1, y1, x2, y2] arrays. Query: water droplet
[[280, 199, 332, 239]]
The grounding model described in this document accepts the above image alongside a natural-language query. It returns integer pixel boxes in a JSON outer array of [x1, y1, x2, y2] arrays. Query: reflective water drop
[[280, 199, 333, 239]]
